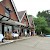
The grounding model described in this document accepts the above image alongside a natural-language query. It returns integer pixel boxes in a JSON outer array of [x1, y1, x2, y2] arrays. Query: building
[[0, 0, 35, 38], [0, 0, 26, 38], [17, 11, 29, 36], [28, 15, 35, 36]]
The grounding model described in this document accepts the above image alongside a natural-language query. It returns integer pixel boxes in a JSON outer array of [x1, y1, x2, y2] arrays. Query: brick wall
[[21, 15, 29, 26], [0, 3, 5, 15], [2, 0, 18, 21]]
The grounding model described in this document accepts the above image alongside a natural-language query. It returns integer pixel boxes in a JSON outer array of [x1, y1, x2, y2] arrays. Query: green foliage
[[34, 17, 48, 34], [37, 10, 50, 27], [28, 15, 35, 18], [45, 27, 50, 34]]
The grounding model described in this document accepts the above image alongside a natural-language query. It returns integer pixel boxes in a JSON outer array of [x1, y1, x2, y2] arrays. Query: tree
[[37, 10, 50, 27], [34, 17, 48, 35], [44, 27, 50, 35]]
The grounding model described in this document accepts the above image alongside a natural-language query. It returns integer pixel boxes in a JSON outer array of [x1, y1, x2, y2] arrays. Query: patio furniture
[[4, 32, 13, 40], [11, 33, 19, 39], [0, 34, 4, 42]]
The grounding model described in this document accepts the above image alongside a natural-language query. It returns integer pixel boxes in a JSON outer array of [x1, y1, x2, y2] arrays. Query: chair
[[0, 34, 4, 42], [4, 32, 13, 40]]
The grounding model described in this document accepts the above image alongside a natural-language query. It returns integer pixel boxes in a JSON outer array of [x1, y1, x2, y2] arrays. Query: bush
[[45, 27, 50, 35]]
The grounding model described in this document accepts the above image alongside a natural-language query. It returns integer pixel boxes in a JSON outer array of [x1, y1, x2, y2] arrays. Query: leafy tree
[[37, 10, 50, 27], [44, 27, 50, 34], [34, 17, 48, 35]]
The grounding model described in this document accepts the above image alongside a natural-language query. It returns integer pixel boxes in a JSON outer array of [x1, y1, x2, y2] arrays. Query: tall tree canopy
[[37, 10, 50, 27], [34, 17, 48, 34]]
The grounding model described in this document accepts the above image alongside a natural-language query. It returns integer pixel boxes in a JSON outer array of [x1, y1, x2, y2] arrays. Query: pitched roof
[[28, 15, 34, 27], [0, 0, 19, 21], [17, 11, 26, 21], [28, 15, 33, 23]]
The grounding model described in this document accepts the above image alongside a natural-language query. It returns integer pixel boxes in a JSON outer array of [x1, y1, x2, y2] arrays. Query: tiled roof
[[17, 11, 25, 20], [28, 15, 33, 23], [28, 15, 34, 27]]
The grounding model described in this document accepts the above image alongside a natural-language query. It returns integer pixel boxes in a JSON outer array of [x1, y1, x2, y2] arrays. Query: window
[[4, 25, 8, 32], [8, 26, 12, 32], [5, 9, 10, 17], [4, 25, 12, 33], [23, 18, 26, 24]]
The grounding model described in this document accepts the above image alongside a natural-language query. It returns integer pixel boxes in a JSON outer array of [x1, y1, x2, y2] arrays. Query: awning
[[1, 20, 26, 26], [0, 14, 26, 26]]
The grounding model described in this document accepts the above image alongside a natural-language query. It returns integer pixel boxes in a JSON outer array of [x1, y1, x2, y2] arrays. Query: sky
[[0, 0, 50, 17], [13, 0, 50, 17]]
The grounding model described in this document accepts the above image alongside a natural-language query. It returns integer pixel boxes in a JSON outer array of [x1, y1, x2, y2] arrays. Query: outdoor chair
[[0, 34, 4, 42], [0, 33, 14, 43], [5, 33, 13, 40], [11, 33, 19, 39]]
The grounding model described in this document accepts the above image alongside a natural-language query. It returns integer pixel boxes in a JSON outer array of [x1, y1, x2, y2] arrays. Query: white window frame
[[5, 9, 10, 17]]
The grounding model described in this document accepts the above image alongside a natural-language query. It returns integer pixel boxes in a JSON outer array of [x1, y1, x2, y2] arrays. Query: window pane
[[5, 9, 10, 17], [8, 26, 12, 32], [4, 25, 8, 32], [5, 13, 9, 17], [4, 25, 12, 33]]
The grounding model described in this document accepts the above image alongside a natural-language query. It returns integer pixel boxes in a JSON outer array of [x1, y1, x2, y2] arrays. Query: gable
[[28, 16, 34, 27], [2, 0, 19, 21], [17, 11, 25, 22], [21, 13, 29, 26]]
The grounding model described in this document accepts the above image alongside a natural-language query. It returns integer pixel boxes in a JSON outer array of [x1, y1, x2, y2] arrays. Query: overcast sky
[[0, 0, 50, 17], [13, 0, 50, 17]]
